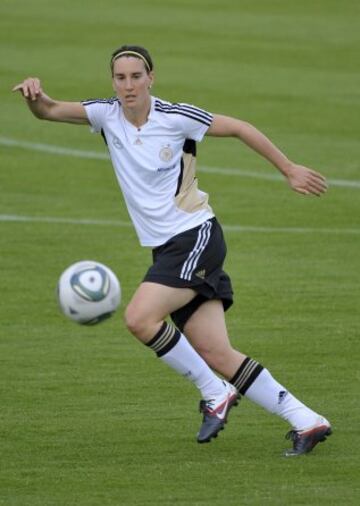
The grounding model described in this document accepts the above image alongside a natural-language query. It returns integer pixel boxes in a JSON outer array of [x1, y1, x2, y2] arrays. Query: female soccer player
[[13, 45, 331, 455]]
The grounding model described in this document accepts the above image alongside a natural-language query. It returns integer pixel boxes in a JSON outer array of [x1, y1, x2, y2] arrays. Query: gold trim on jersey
[[174, 150, 213, 214]]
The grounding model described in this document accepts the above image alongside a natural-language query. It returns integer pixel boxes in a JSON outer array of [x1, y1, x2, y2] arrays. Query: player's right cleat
[[284, 417, 332, 456], [197, 381, 239, 443]]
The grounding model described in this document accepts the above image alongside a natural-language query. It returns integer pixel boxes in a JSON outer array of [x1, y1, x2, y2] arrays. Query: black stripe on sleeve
[[81, 97, 119, 106], [155, 106, 212, 126], [155, 100, 213, 125], [156, 101, 212, 122]]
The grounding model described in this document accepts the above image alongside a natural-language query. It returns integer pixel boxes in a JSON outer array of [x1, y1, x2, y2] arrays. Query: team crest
[[159, 145, 174, 162]]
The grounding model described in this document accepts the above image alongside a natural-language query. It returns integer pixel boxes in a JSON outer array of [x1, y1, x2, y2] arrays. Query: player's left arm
[[206, 114, 327, 196]]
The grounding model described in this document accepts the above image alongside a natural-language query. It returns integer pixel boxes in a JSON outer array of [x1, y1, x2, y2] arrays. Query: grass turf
[[1, 1, 360, 504]]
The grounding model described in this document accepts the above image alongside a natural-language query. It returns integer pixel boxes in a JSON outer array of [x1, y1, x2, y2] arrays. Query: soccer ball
[[57, 260, 121, 325]]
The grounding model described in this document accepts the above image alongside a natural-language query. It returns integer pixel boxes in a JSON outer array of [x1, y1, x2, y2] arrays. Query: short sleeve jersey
[[82, 96, 214, 247]]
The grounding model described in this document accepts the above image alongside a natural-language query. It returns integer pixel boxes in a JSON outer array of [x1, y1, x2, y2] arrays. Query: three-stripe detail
[[81, 97, 212, 127], [147, 322, 181, 357], [81, 97, 119, 106], [155, 99, 213, 126], [180, 220, 212, 281], [230, 357, 264, 395]]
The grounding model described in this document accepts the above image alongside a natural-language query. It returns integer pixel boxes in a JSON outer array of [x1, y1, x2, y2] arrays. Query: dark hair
[[110, 45, 154, 74]]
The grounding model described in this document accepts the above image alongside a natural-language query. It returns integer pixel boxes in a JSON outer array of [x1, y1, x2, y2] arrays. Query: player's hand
[[12, 77, 43, 101], [285, 163, 328, 196]]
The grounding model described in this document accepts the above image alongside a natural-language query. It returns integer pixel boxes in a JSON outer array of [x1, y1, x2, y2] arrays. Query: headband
[[111, 50, 151, 71]]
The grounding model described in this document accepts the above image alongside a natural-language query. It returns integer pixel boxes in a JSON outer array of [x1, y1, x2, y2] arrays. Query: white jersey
[[82, 95, 215, 247]]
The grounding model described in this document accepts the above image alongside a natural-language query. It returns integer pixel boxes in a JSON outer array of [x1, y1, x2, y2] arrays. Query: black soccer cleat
[[197, 381, 239, 444], [284, 417, 332, 456]]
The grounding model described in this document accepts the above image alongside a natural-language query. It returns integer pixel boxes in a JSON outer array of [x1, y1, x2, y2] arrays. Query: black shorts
[[143, 217, 233, 331]]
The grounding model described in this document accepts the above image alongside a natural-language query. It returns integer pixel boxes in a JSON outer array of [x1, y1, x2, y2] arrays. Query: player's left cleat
[[197, 381, 239, 444], [284, 417, 332, 456]]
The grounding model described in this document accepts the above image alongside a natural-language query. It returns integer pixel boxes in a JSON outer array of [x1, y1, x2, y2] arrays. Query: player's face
[[112, 57, 153, 110]]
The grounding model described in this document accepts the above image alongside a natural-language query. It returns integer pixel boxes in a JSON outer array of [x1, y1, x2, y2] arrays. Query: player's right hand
[[12, 77, 43, 101]]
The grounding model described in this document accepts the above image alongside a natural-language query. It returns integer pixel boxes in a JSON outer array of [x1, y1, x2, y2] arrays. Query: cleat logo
[[215, 393, 237, 420], [215, 402, 229, 420]]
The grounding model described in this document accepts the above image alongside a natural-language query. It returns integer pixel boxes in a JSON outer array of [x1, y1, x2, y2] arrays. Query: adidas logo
[[195, 269, 206, 279], [278, 390, 288, 404]]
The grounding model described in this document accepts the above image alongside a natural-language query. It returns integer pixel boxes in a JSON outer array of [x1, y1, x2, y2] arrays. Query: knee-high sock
[[230, 358, 319, 430], [147, 322, 225, 400]]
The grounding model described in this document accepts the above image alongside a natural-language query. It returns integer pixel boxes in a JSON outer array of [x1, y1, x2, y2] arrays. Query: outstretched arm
[[207, 114, 327, 196], [12, 77, 89, 125]]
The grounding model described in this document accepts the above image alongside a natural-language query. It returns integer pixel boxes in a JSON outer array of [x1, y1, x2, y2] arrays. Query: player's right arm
[[12, 77, 89, 125]]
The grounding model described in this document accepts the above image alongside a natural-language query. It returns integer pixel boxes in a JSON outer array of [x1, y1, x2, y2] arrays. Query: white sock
[[245, 368, 319, 431], [147, 322, 225, 400]]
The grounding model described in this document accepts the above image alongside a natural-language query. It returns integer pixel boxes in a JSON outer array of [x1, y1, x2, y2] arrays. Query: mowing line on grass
[[0, 214, 359, 235], [1, 135, 359, 189]]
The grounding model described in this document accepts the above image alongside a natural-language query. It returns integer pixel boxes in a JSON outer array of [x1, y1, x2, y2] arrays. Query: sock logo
[[278, 390, 288, 404]]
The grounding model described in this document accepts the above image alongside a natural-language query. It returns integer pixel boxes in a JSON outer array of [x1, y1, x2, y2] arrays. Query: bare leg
[[124, 282, 227, 401], [125, 281, 196, 342], [183, 299, 245, 378]]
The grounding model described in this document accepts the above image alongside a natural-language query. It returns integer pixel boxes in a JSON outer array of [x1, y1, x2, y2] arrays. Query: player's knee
[[124, 304, 155, 340], [124, 305, 145, 337]]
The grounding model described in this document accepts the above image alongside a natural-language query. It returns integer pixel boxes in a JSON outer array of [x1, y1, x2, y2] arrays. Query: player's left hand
[[285, 163, 328, 196]]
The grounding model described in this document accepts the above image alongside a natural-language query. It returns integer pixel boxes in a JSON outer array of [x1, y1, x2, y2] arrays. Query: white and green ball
[[57, 260, 121, 325]]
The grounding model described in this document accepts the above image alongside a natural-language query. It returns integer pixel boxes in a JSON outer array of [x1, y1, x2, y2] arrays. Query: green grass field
[[1, 1, 359, 504]]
